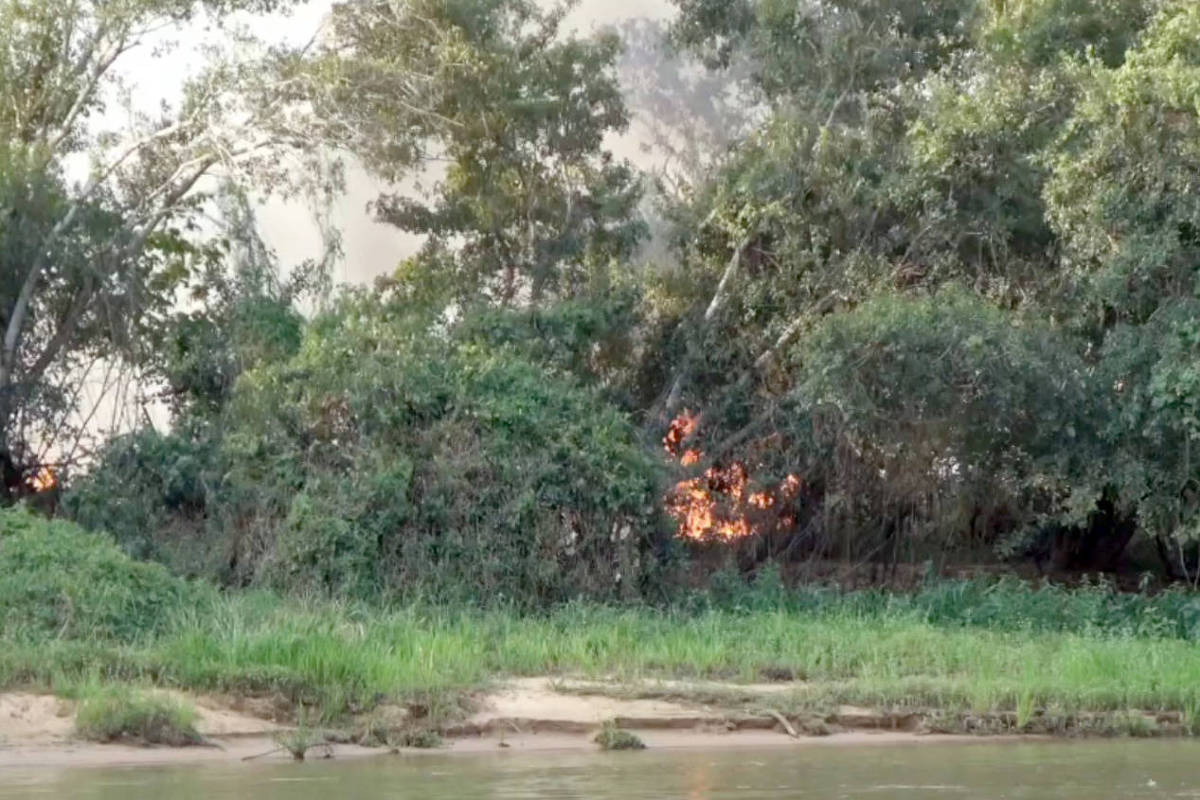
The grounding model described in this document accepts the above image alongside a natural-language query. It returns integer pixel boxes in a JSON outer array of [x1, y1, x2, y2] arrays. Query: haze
[[127, 0, 679, 285]]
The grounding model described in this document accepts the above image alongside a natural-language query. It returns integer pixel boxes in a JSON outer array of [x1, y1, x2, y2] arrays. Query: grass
[[272, 724, 332, 761], [3, 587, 1200, 738], [74, 686, 203, 746], [594, 722, 645, 750], [5, 510, 1200, 739]]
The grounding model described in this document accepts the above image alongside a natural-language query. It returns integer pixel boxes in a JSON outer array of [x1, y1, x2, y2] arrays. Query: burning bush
[[663, 410, 803, 545]]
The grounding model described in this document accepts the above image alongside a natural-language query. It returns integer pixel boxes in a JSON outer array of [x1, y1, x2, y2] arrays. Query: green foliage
[[982, 0, 1151, 68], [274, 713, 331, 760], [449, 288, 647, 407], [5, 581, 1200, 732], [74, 293, 669, 606], [64, 426, 222, 568], [231, 296, 668, 603], [1045, 2, 1200, 325], [0, 508, 203, 642], [647, 0, 1200, 573], [75, 687, 203, 747], [310, 0, 646, 305], [684, 289, 1092, 561], [671, 0, 976, 100], [147, 190, 316, 420], [0, 0, 309, 499], [39, 0, 1200, 589], [594, 722, 645, 750]]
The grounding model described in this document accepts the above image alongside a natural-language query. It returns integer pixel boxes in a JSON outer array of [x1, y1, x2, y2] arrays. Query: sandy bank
[[0, 679, 1025, 770]]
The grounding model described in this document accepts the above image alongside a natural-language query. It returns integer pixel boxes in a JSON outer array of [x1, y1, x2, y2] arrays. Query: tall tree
[[0, 0, 307, 498], [301, 0, 646, 306]]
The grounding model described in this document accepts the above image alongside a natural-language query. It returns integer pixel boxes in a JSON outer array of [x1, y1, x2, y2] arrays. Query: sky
[[125, 0, 679, 285]]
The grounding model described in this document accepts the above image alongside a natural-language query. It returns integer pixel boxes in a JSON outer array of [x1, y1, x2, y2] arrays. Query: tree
[[1041, 2, 1200, 578], [0, 0, 307, 499], [647, 0, 983, 426], [642, 0, 1179, 573], [300, 0, 647, 306]]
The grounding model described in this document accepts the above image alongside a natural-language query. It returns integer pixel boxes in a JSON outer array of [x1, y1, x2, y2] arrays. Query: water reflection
[[2, 740, 1200, 799]]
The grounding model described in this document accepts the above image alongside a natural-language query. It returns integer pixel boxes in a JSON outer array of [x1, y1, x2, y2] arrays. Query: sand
[[0, 679, 1004, 770]]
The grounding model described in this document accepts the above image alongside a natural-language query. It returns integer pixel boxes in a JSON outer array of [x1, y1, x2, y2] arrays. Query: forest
[[7, 0, 1200, 748], [6, 0, 1200, 598]]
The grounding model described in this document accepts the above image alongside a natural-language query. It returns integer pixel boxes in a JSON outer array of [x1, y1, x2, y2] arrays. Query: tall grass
[[4, 586, 1200, 725], [10, 506, 1200, 732], [74, 686, 203, 746]]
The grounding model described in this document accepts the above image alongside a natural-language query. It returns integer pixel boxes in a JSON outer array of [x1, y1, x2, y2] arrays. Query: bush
[[594, 723, 646, 750], [741, 288, 1097, 563], [0, 508, 203, 642], [236, 306, 671, 604], [70, 295, 672, 607], [75, 687, 203, 746], [63, 426, 223, 572]]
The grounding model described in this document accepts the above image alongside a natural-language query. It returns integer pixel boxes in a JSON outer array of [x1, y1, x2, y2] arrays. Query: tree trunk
[[1050, 498, 1138, 572]]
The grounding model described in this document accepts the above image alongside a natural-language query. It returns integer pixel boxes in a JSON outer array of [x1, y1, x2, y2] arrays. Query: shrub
[[737, 288, 1100, 563], [69, 295, 672, 607], [0, 508, 203, 642], [233, 304, 670, 604], [594, 722, 646, 750], [75, 688, 203, 746], [63, 426, 223, 572]]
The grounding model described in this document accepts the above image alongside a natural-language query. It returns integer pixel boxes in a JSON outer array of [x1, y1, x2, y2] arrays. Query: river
[[1, 740, 1197, 798]]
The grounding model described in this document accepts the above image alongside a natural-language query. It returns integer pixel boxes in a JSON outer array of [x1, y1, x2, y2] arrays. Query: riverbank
[[0, 677, 1032, 770], [9, 597, 1200, 729], [7, 588, 1200, 745], [5, 599, 1200, 768], [7, 513, 1200, 760]]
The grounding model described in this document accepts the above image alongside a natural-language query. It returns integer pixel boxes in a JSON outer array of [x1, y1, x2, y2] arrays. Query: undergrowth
[[8, 509, 1200, 736], [74, 687, 203, 746]]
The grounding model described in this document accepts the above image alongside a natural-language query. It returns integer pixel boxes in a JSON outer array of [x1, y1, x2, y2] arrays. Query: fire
[[28, 467, 57, 493], [663, 411, 803, 543], [663, 410, 700, 458]]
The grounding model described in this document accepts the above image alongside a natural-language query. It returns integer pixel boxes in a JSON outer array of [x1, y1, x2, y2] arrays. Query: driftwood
[[766, 709, 800, 738]]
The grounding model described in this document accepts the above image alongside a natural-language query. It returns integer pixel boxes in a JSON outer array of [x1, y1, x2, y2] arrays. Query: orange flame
[[29, 467, 57, 493], [663, 410, 700, 458], [663, 412, 803, 543]]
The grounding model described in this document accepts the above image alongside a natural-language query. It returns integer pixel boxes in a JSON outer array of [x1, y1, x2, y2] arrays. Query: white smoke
[[110, 0, 739, 286]]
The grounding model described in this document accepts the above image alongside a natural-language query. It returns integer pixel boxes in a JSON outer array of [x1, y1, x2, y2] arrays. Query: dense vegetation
[[7, 507, 1200, 736], [6, 0, 1200, 608]]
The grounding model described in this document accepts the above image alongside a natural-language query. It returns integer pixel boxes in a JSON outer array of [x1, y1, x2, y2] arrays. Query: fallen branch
[[242, 746, 287, 762], [766, 709, 800, 738]]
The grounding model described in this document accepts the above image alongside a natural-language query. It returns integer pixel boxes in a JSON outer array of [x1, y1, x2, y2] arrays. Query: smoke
[[112, 0, 748, 286], [605, 15, 757, 271], [270, 0, 695, 286], [254, 0, 757, 287]]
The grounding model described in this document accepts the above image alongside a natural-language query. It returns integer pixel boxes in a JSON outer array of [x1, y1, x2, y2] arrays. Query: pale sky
[[127, 0, 679, 285]]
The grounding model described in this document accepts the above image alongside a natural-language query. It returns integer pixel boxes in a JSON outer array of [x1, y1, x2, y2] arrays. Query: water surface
[[1, 740, 1197, 798]]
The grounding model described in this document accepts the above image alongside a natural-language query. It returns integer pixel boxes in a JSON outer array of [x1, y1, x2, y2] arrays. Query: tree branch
[[656, 234, 752, 423]]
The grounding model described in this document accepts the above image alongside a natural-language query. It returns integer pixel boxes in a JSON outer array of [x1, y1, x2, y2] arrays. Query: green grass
[[74, 686, 203, 746], [594, 722, 646, 750], [3, 589, 1200, 734], [9, 507, 1200, 736]]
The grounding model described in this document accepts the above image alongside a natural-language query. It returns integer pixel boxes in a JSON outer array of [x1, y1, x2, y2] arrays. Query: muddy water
[[2, 740, 1199, 799]]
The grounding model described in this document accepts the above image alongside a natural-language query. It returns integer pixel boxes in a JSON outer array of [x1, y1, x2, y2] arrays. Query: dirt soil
[[0, 679, 1001, 770]]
